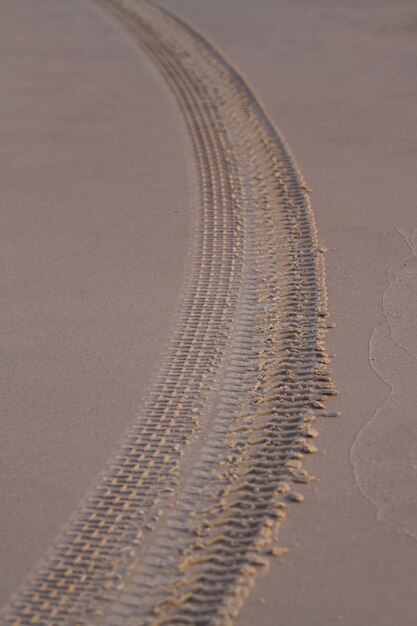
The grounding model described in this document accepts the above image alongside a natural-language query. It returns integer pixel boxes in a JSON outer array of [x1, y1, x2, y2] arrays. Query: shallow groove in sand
[[1, 1, 334, 624], [351, 229, 417, 540]]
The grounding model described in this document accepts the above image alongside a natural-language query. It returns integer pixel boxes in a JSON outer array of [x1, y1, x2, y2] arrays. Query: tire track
[[1, 1, 335, 625]]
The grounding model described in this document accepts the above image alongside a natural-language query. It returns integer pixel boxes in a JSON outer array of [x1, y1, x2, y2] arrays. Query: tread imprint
[[1, 1, 334, 625]]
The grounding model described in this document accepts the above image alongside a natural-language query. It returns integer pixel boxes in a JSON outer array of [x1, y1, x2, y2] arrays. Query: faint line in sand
[[351, 228, 417, 539]]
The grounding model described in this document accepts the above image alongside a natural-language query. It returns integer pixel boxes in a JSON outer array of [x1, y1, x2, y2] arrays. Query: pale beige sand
[[156, 0, 417, 624], [0, 0, 189, 605], [2, 0, 417, 624]]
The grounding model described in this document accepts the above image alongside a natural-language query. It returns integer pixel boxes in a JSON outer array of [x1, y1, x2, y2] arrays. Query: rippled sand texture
[[1, 1, 334, 624], [351, 229, 417, 539]]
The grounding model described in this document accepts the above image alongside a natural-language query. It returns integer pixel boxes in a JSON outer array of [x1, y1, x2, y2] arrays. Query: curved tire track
[[1, 1, 335, 625]]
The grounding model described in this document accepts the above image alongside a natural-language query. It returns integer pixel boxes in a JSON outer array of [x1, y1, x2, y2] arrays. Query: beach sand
[[1, 1, 417, 624], [157, 2, 417, 624], [0, 0, 189, 605]]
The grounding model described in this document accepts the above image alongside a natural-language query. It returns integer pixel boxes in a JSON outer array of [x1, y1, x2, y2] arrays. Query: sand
[[0, 0, 189, 605], [155, 1, 417, 624], [1, 0, 417, 624]]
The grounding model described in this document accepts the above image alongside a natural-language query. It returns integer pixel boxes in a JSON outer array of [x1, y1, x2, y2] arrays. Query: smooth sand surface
[[2, 0, 417, 623], [156, 1, 417, 624], [0, 0, 189, 605]]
